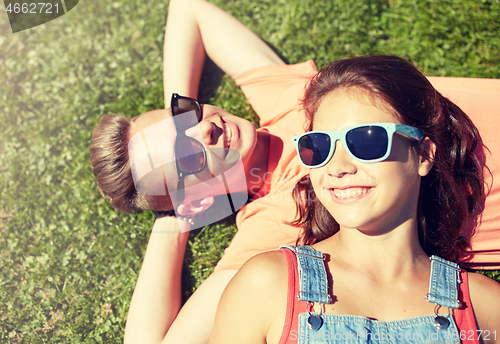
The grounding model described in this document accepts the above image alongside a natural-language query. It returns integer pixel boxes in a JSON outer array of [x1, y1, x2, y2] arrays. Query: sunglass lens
[[173, 97, 202, 127], [176, 138, 205, 173], [346, 126, 388, 160], [298, 133, 331, 167]]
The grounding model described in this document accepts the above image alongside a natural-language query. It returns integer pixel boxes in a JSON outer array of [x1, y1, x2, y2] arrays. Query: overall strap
[[279, 245, 331, 304], [426, 255, 462, 309]]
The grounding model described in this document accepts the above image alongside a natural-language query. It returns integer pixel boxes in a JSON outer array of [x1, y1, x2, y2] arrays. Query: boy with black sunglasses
[[91, 0, 315, 342]]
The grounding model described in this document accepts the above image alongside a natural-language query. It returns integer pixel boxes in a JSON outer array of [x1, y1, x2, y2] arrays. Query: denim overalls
[[280, 245, 462, 344]]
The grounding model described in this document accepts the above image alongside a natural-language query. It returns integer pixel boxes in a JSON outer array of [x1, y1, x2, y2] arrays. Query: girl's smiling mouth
[[329, 187, 374, 202]]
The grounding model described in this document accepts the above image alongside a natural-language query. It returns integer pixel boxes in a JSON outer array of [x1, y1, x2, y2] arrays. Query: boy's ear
[[418, 138, 436, 177], [176, 196, 215, 216]]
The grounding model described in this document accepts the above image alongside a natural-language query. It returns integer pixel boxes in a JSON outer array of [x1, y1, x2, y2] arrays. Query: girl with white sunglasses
[[209, 56, 500, 344]]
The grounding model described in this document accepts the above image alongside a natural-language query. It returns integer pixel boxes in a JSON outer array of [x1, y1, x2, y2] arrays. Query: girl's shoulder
[[209, 250, 289, 343], [236, 250, 289, 289], [467, 272, 500, 337], [221, 250, 289, 307]]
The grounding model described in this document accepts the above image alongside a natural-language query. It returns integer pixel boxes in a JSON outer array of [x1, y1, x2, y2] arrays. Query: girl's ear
[[176, 196, 215, 216], [418, 138, 436, 177]]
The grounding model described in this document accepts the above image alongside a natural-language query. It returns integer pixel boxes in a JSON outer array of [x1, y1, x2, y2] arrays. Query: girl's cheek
[[310, 168, 326, 185]]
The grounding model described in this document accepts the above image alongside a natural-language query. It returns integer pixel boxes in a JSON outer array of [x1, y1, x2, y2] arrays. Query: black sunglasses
[[171, 93, 207, 201]]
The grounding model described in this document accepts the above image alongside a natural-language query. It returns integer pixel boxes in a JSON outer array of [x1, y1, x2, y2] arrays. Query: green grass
[[1, 0, 499, 342]]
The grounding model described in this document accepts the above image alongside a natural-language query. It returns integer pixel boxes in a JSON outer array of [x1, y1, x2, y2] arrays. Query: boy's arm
[[124, 213, 238, 344], [124, 217, 190, 344], [163, 0, 284, 101]]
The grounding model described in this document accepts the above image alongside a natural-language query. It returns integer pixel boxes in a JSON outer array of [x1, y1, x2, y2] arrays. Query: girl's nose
[[324, 140, 357, 178]]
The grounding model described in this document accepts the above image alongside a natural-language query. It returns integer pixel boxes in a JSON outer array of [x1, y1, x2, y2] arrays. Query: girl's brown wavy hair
[[290, 56, 486, 263]]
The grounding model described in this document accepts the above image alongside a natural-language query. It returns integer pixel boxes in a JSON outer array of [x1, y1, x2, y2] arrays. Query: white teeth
[[333, 188, 368, 199], [223, 123, 232, 148]]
